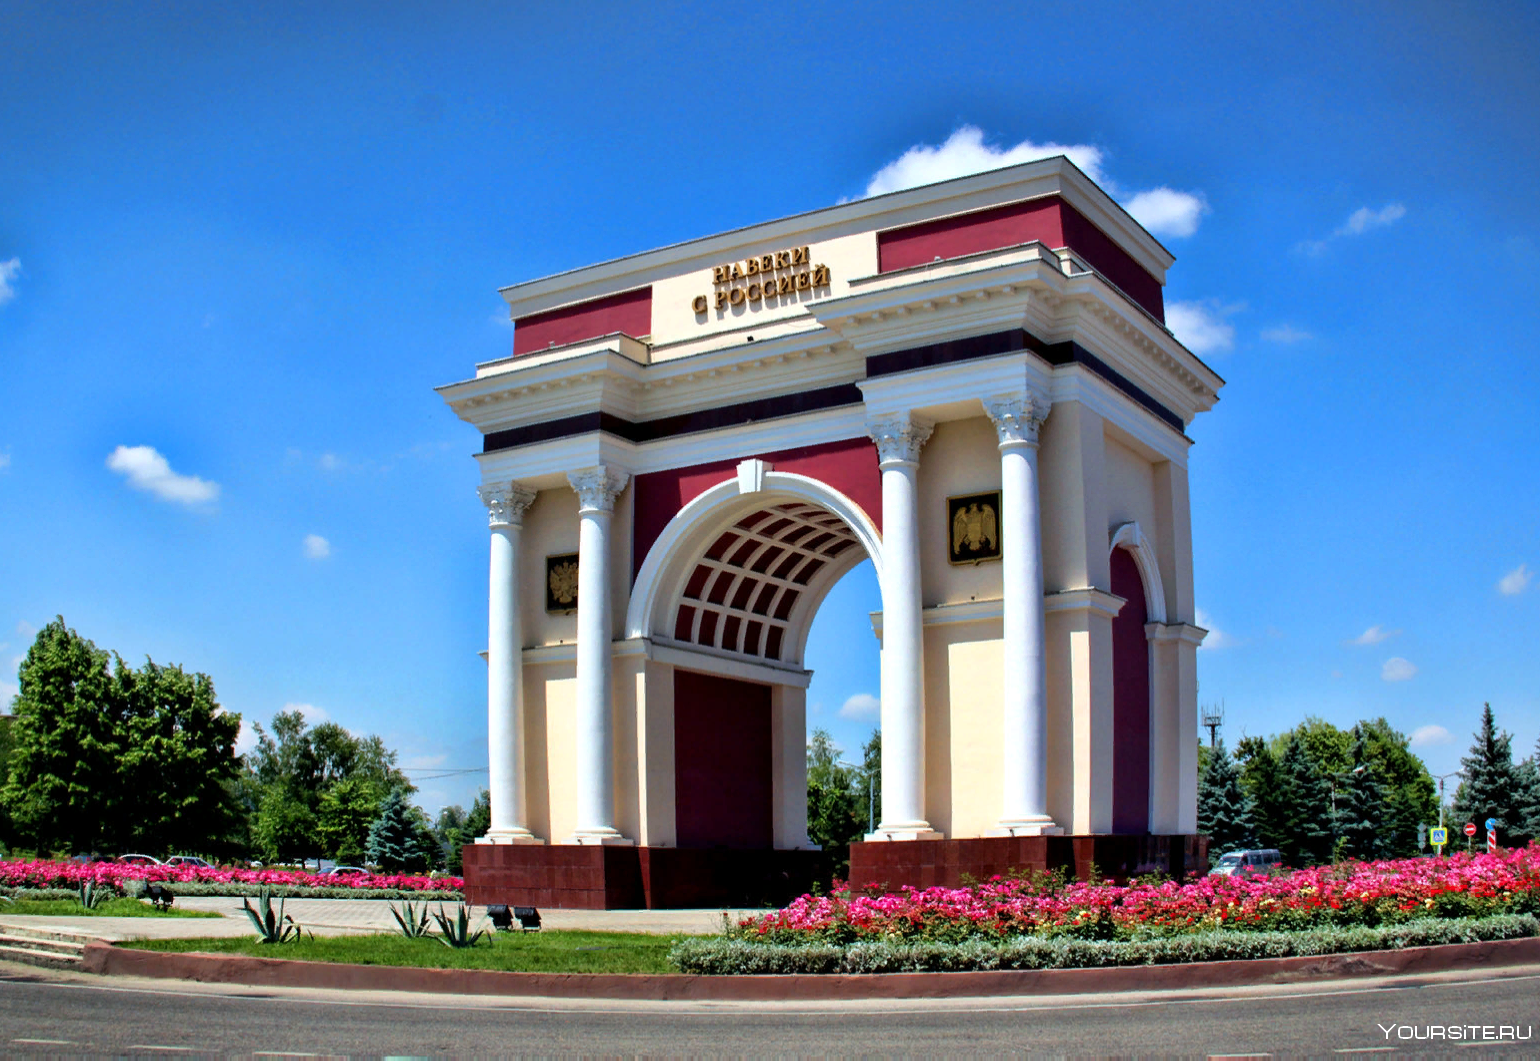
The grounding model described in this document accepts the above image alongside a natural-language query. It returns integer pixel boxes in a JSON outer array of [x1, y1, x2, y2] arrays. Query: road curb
[[81, 936, 1540, 1001]]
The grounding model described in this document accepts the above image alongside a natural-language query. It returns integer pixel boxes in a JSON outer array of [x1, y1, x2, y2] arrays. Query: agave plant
[[241, 886, 307, 943], [77, 880, 110, 910], [389, 898, 432, 938], [432, 903, 487, 949]]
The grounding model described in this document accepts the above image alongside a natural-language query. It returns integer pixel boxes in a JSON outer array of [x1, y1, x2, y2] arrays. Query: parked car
[[1209, 849, 1283, 877], [116, 853, 162, 866], [322, 865, 368, 877], [165, 855, 212, 868]]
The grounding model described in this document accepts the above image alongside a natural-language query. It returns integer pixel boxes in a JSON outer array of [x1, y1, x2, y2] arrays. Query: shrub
[[670, 914, 1540, 975]]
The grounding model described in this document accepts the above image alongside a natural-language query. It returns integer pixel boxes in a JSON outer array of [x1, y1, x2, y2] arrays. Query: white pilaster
[[477, 483, 543, 844], [987, 395, 1062, 836], [866, 413, 940, 841], [566, 464, 634, 845]]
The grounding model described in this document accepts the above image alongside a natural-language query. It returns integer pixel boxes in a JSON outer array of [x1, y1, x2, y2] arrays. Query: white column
[[477, 483, 541, 844], [866, 414, 940, 840], [987, 395, 1061, 835], [566, 465, 633, 844]]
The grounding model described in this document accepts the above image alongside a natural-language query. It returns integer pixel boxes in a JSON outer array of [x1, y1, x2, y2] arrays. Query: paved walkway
[[0, 899, 756, 944]]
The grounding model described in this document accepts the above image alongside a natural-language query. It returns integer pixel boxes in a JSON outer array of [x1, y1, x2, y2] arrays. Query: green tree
[[1276, 734, 1334, 866], [462, 788, 491, 840], [1451, 703, 1522, 839], [806, 729, 860, 875], [858, 728, 880, 836], [1235, 735, 1289, 850], [1334, 727, 1390, 861], [315, 777, 383, 864], [1, 618, 243, 856], [252, 788, 317, 863], [1514, 747, 1540, 844], [1198, 740, 1257, 853], [1354, 718, 1438, 856], [366, 787, 427, 871], [1, 619, 122, 852]]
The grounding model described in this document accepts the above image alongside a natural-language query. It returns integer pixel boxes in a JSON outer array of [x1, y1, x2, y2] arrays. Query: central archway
[[626, 469, 885, 856]]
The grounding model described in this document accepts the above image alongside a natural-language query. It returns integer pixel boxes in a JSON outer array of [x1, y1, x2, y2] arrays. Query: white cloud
[[0, 450, 10, 471], [1339, 203, 1407, 236], [0, 258, 20, 306], [1195, 608, 1236, 650], [233, 719, 258, 755], [858, 125, 1207, 238], [318, 452, 342, 472], [863, 126, 1109, 197], [1381, 657, 1418, 682], [16, 621, 35, 639], [1167, 301, 1237, 355], [303, 534, 331, 560], [1348, 624, 1400, 646], [1497, 563, 1532, 596], [1124, 187, 1209, 239], [1409, 724, 1453, 748], [106, 445, 219, 505], [1261, 324, 1313, 344], [0, 679, 16, 706], [1300, 203, 1408, 255], [839, 692, 881, 720], [284, 701, 329, 725]]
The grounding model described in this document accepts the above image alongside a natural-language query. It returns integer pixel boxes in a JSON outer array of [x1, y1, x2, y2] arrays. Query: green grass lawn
[[124, 929, 695, 974], [2, 898, 223, 918]]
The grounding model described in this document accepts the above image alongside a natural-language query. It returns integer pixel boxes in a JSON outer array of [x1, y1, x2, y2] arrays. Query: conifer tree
[[1334, 727, 1390, 861], [1451, 703, 1521, 838], [1236, 736, 1288, 850], [1277, 734, 1334, 866], [1513, 752, 1540, 845], [365, 787, 425, 871], [1197, 739, 1257, 853]]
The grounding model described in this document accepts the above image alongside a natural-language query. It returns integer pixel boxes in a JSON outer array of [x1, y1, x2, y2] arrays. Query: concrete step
[[0, 924, 93, 968]]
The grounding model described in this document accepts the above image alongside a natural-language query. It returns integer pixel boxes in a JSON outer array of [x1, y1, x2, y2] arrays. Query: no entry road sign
[[1465, 822, 1479, 836]]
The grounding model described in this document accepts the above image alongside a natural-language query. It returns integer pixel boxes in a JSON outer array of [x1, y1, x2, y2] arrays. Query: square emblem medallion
[[947, 491, 1002, 565], [545, 553, 579, 613]]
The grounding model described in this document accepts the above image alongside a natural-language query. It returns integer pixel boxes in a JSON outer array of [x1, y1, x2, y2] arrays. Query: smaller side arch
[[1109, 521, 1167, 624]]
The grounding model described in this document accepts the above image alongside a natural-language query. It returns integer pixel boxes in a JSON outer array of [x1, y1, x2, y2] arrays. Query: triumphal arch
[[439, 157, 1222, 908]]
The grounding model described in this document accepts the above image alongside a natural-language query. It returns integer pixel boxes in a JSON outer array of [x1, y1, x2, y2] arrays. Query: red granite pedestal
[[462, 843, 832, 910], [848, 834, 1206, 892]]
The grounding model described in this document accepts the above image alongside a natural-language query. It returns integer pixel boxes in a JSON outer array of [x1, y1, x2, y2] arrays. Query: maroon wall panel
[[631, 436, 882, 578], [511, 287, 653, 356], [1110, 548, 1151, 834], [876, 197, 1164, 321], [673, 670, 773, 849]]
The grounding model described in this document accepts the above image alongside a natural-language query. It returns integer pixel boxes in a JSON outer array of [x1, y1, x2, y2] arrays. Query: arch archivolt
[[626, 471, 883, 668], [1109, 520, 1167, 624]]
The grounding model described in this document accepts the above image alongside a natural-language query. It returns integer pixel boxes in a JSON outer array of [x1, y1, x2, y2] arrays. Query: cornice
[[497, 157, 1171, 320]]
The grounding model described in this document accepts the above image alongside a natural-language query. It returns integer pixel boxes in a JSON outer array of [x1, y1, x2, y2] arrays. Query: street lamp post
[[1432, 771, 1464, 856], [1328, 765, 1366, 863], [839, 760, 875, 835]]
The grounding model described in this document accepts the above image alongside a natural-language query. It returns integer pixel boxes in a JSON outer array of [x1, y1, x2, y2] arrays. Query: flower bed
[[0, 859, 463, 901], [733, 847, 1540, 947]]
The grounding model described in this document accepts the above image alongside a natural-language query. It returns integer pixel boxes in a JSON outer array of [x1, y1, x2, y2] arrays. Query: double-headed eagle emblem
[[952, 501, 998, 556], [548, 559, 579, 606]]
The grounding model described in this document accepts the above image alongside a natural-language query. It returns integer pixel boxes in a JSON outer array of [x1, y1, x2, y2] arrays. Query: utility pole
[[1201, 700, 1225, 748]]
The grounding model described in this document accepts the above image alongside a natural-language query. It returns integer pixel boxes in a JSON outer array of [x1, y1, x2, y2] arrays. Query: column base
[[988, 818, 1063, 837], [475, 829, 547, 846], [569, 829, 637, 846], [865, 824, 943, 842]]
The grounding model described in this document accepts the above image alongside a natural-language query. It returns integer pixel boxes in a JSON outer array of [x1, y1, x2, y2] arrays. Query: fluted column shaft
[[867, 415, 939, 839], [479, 483, 539, 843], [987, 395, 1060, 835], [567, 465, 631, 843]]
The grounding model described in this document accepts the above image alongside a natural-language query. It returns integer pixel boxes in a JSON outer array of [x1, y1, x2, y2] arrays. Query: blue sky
[[3, 1, 1537, 816]]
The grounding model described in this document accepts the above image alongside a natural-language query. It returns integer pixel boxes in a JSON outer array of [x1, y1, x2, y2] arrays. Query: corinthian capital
[[867, 414, 934, 466], [985, 393, 1052, 447], [478, 483, 537, 527], [567, 465, 630, 513]]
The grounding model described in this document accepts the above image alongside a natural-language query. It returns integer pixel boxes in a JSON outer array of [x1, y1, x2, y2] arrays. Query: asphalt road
[[1, 964, 1538, 1055]]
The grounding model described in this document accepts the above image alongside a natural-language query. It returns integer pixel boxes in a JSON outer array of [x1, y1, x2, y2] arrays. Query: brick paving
[[0, 898, 757, 944]]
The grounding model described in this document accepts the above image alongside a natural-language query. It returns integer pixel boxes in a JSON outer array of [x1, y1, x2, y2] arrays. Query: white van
[[1209, 849, 1283, 877]]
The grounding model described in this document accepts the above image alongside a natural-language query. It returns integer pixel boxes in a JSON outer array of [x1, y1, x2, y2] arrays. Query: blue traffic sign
[[1429, 827, 1448, 845], [1486, 817, 1498, 831]]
